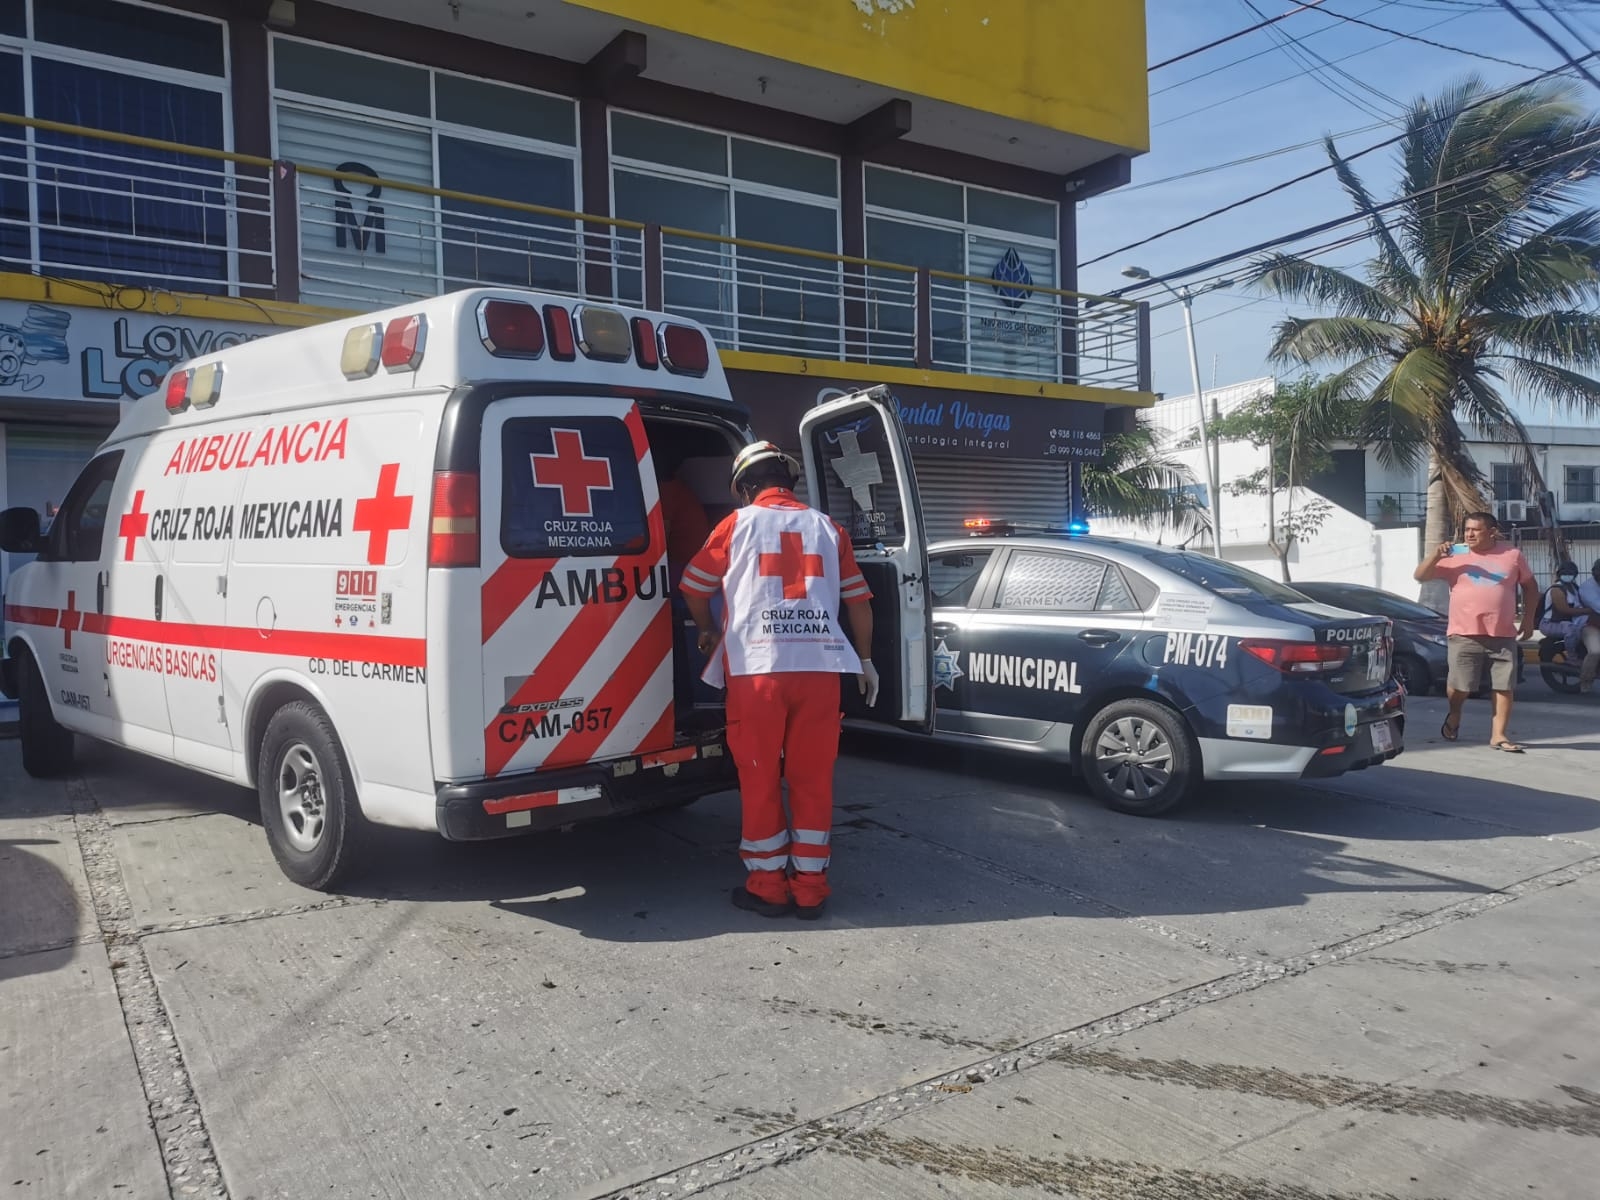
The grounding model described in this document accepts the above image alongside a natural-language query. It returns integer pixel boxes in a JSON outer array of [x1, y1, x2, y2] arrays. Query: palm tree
[[1083, 423, 1210, 538], [1244, 76, 1600, 603]]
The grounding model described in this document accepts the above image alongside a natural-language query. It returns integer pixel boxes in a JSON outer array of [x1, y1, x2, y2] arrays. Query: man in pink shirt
[[1414, 510, 1538, 751]]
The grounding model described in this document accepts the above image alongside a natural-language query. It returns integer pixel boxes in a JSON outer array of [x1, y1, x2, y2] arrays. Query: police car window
[[998, 551, 1105, 612], [1095, 564, 1140, 611], [42, 451, 123, 563], [501, 417, 649, 559], [930, 550, 992, 608], [1145, 551, 1305, 603], [808, 410, 905, 548]]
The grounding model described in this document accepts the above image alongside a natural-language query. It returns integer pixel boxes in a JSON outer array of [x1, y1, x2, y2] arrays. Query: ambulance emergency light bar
[[964, 517, 1091, 537], [335, 300, 711, 383]]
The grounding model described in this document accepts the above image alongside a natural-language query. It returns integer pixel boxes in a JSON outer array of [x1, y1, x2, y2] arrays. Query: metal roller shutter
[[912, 455, 1070, 542]]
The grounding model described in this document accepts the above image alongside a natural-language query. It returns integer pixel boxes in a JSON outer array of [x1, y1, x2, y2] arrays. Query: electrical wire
[[1107, 124, 1600, 295], [1311, 2, 1541, 68], [1150, 1, 1330, 71], [1533, 0, 1600, 54], [1085, 49, 1600, 268], [1240, 0, 1406, 120], [1498, 0, 1600, 86]]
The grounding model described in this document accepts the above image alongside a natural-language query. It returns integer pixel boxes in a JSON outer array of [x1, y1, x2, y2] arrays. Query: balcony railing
[[0, 114, 1149, 393]]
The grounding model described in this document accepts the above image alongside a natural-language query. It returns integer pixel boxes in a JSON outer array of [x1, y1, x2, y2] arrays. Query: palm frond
[[1324, 135, 1421, 302], [1480, 308, 1600, 370], [1266, 315, 1405, 365], [1244, 254, 1402, 319], [1466, 210, 1600, 315], [1083, 428, 1209, 536], [1500, 356, 1600, 416]]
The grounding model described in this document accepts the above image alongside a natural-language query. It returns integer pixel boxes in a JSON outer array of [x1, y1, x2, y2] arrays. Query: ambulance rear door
[[477, 397, 674, 780], [799, 386, 933, 733]]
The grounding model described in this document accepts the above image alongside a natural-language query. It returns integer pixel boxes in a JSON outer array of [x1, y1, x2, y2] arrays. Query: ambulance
[[0, 289, 933, 889]]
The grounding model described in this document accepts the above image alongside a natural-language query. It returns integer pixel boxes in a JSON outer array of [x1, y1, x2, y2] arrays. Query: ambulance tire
[[257, 701, 366, 891], [18, 650, 76, 779], [1078, 698, 1198, 818]]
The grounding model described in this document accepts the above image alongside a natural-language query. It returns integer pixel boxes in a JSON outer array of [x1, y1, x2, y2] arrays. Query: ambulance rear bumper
[[435, 742, 736, 841]]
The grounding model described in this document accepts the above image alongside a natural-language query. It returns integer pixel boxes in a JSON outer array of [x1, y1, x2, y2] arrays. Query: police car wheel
[[257, 701, 365, 891], [1391, 653, 1430, 697], [18, 650, 75, 779], [1079, 699, 1196, 817]]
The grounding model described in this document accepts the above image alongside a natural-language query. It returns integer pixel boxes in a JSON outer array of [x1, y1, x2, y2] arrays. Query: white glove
[[857, 658, 880, 707]]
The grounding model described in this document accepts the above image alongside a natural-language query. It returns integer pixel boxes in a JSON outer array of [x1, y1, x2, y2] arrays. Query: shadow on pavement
[[0, 838, 83, 980]]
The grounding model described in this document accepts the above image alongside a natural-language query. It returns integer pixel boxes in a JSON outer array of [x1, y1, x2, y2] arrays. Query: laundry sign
[[0, 299, 281, 405]]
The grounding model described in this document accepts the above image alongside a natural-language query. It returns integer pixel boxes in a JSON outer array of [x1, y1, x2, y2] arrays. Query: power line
[[1498, 0, 1600, 85], [1312, 2, 1541, 68], [1150, 0, 1330, 71], [1240, 0, 1405, 120], [1533, 0, 1600, 54], [1107, 123, 1600, 296], [1085, 50, 1600, 268]]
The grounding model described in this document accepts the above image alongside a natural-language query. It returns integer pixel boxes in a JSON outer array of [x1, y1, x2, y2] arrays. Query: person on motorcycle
[[1540, 561, 1592, 648], [1576, 560, 1600, 693]]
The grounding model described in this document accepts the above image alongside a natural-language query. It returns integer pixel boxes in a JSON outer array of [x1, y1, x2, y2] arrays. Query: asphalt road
[[3, 683, 1598, 1200]]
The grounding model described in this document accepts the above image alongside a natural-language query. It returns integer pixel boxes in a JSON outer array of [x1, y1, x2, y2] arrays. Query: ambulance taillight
[[381, 314, 427, 372], [543, 305, 577, 362], [632, 317, 659, 369], [477, 299, 545, 358], [573, 305, 631, 363], [658, 323, 710, 377], [164, 369, 190, 413], [428, 471, 479, 568]]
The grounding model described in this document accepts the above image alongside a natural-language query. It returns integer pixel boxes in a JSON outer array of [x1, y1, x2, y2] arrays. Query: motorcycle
[[1539, 636, 1590, 694]]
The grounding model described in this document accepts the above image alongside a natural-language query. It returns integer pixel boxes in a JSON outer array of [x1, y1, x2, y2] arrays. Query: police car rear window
[[1144, 551, 1307, 604], [501, 417, 649, 558]]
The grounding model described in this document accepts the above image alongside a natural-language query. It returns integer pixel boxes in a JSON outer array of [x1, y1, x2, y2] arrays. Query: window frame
[[607, 108, 844, 354], [268, 34, 582, 304], [39, 448, 122, 563], [861, 162, 1061, 274], [1, 0, 237, 291], [990, 547, 1112, 616], [930, 547, 996, 610], [1490, 462, 1525, 502], [1565, 464, 1596, 505]]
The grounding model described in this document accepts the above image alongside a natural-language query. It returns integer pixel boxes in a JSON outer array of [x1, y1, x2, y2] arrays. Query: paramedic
[[679, 441, 879, 920]]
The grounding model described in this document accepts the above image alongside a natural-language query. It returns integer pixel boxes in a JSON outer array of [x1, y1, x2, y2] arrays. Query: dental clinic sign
[[0, 300, 280, 405]]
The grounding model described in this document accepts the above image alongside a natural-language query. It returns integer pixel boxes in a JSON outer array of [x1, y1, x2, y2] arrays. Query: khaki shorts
[[1447, 635, 1517, 693]]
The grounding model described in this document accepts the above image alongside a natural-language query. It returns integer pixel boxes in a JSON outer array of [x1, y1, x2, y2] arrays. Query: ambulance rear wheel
[[18, 650, 75, 779], [258, 701, 365, 891], [1079, 699, 1197, 817]]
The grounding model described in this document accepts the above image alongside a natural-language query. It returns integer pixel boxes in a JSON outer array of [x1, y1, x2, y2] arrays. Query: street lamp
[[1122, 265, 1232, 557]]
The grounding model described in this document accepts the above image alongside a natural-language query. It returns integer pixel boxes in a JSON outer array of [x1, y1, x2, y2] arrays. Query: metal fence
[[1514, 525, 1600, 580]]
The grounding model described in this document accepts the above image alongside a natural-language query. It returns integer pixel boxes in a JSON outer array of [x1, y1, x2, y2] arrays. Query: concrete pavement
[[2, 682, 1596, 1199]]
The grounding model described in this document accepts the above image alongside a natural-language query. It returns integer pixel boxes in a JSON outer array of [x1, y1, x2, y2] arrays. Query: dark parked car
[[1290, 582, 1448, 695]]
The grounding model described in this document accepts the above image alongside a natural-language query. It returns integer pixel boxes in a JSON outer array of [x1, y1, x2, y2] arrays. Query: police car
[[0, 290, 934, 890], [915, 520, 1404, 815]]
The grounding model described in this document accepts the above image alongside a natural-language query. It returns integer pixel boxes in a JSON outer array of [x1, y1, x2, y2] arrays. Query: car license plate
[[1370, 719, 1394, 754]]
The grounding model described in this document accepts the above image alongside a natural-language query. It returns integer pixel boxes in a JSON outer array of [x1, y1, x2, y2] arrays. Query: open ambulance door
[[799, 385, 933, 734]]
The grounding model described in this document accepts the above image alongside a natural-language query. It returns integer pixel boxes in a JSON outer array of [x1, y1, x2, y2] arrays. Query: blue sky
[[1074, 0, 1600, 407]]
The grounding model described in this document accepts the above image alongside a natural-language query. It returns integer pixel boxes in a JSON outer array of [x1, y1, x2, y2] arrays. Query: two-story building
[[0, 0, 1153, 606]]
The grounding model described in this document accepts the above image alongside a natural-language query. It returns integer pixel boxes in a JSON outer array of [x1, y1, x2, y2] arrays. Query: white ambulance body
[[0, 289, 932, 889]]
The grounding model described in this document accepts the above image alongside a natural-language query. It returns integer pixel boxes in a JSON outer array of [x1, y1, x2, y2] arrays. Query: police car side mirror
[[0, 506, 41, 554]]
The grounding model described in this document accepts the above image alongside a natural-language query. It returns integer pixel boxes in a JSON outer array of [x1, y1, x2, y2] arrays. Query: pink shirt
[[1432, 542, 1534, 638]]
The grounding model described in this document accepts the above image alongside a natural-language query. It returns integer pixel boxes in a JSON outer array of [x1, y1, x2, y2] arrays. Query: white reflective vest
[[682, 495, 868, 686]]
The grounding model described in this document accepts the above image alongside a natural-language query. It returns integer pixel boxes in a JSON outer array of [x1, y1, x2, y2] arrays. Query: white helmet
[[729, 440, 799, 496]]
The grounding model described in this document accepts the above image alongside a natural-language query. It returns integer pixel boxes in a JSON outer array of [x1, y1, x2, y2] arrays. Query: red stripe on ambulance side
[[540, 603, 673, 771], [3, 605, 425, 668]]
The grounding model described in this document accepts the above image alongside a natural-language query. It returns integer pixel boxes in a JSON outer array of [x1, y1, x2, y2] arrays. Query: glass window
[[1146, 551, 1307, 604], [734, 192, 839, 355], [967, 187, 1057, 239], [809, 408, 905, 547], [1565, 465, 1595, 504], [33, 59, 229, 292], [42, 451, 123, 563], [0, 51, 26, 267], [501, 418, 649, 559], [1491, 463, 1525, 502], [865, 216, 962, 366], [36, 0, 225, 77], [611, 113, 726, 175], [998, 551, 1106, 612], [614, 169, 730, 338], [732, 138, 837, 198], [931, 549, 993, 608], [0, 0, 23, 38], [274, 40, 430, 118], [1096, 564, 1139, 612], [436, 74, 575, 146], [439, 137, 578, 294], [865, 166, 962, 223]]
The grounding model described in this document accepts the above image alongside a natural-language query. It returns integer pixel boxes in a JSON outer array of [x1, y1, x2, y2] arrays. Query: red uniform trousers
[[724, 671, 840, 908]]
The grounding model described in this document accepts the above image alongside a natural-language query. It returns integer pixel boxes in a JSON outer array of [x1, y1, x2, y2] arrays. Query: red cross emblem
[[58, 590, 81, 650], [353, 463, 414, 566], [758, 531, 826, 600], [530, 428, 613, 517], [118, 490, 150, 562]]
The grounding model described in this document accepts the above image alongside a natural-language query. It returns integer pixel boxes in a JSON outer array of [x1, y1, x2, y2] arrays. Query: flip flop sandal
[[1489, 741, 1525, 753], [1440, 718, 1460, 741]]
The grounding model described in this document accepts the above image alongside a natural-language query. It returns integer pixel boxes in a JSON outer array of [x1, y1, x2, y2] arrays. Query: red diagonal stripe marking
[[481, 556, 559, 644], [541, 603, 673, 770]]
